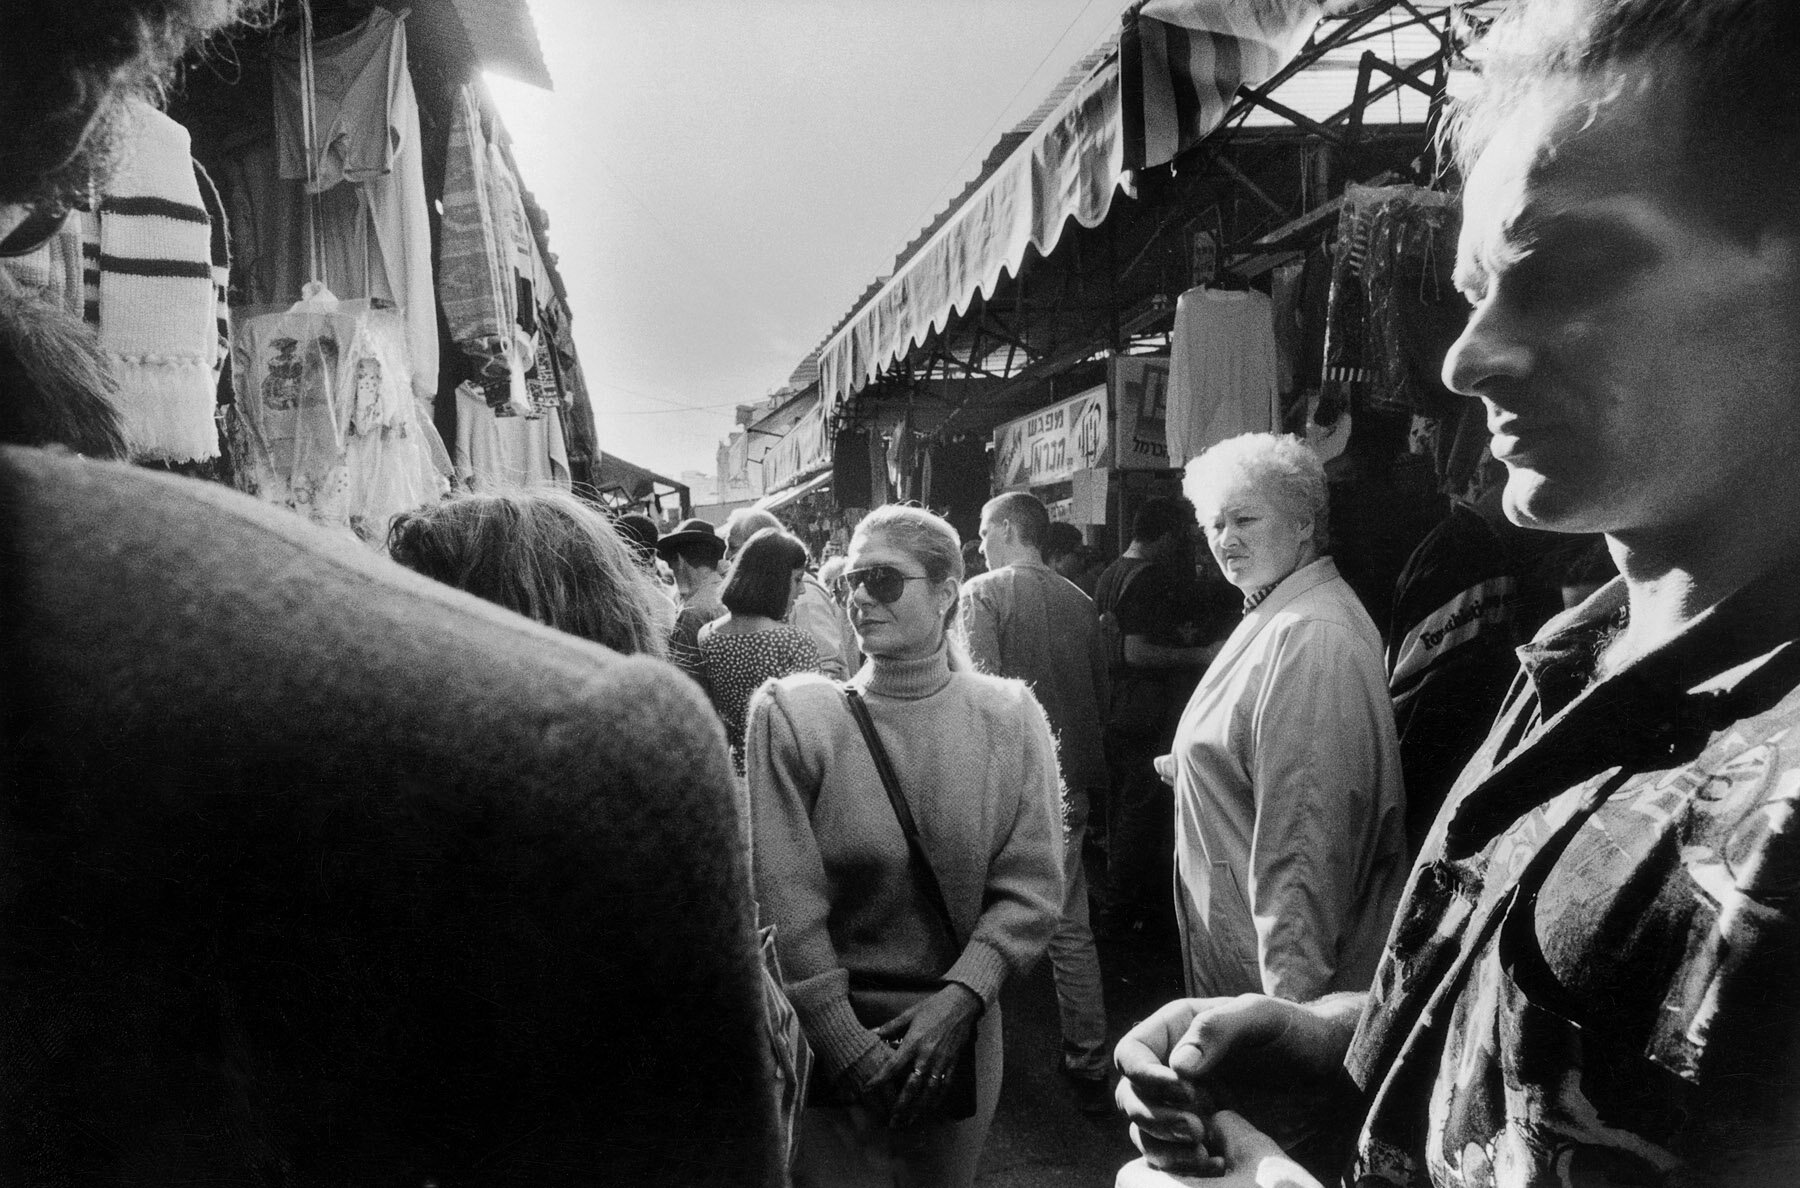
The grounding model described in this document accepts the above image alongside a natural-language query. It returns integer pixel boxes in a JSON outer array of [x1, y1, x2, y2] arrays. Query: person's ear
[[934, 577, 959, 617]]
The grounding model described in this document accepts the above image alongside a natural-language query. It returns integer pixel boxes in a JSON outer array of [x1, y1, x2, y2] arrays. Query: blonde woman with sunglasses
[[744, 504, 1064, 1187]]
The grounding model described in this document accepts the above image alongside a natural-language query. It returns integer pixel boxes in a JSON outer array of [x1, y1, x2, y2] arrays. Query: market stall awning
[[1122, 0, 1324, 170], [815, 43, 1125, 416], [756, 469, 832, 514]]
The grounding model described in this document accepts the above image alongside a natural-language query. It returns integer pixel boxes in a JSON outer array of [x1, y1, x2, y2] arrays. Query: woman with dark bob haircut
[[700, 526, 820, 772], [387, 488, 668, 659]]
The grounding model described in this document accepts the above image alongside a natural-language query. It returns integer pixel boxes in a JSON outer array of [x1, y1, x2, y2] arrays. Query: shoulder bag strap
[[842, 686, 964, 951]]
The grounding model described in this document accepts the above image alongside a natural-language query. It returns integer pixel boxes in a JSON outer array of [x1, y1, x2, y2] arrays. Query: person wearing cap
[[657, 517, 728, 693]]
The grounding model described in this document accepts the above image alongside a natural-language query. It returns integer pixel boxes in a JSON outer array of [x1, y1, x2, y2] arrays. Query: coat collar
[[1201, 556, 1344, 686]]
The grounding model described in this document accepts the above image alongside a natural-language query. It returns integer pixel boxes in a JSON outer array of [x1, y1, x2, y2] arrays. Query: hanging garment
[[1360, 187, 1460, 416], [438, 85, 531, 413], [229, 298, 357, 529], [1165, 287, 1279, 468], [194, 161, 233, 396], [270, 7, 438, 406], [1269, 259, 1305, 410], [453, 381, 570, 492], [214, 139, 301, 308], [91, 103, 225, 463], [230, 295, 446, 538], [832, 429, 873, 510], [886, 409, 915, 502], [341, 306, 449, 538], [544, 304, 600, 491], [271, 7, 407, 190]]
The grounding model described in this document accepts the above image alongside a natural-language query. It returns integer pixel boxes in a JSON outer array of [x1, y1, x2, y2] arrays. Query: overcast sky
[[487, 0, 1127, 482]]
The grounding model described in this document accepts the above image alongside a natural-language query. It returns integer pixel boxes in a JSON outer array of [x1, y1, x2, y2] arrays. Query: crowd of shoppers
[[8, 0, 1800, 1184]]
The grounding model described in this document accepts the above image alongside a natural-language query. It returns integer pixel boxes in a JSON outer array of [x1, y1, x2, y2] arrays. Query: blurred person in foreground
[[388, 488, 669, 659], [746, 504, 1063, 1187], [0, 3, 779, 1182], [962, 491, 1113, 1114], [1385, 457, 1570, 854], [1116, 2, 1800, 1184]]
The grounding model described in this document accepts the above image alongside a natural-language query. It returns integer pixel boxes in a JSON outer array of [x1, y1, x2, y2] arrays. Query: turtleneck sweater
[[745, 644, 1064, 1081]]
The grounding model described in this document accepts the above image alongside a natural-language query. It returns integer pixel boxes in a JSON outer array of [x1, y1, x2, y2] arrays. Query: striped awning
[[815, 47, 1125, 417], [1122, 0, 1325, 171]]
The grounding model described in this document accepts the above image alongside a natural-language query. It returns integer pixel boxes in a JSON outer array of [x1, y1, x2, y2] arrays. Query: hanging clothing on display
[[228, 296, 358, 528], [229, 292, 446, 539], [194, 161, 233, 397], [91, 103, 228, 464], [1269, 260, 1305, 413], [1357, 186, 1489, 500], [541, 299, 600, 490], [832, 428, 874, 510], [270, 6, 438, 406], [437, 85, 533, 421], [1165, 287, 1279, 468], [886, 409, 917, 502], [1321, 190, 1377, 421], [438, 86, 512, 374], [453, 380, 569, 492]]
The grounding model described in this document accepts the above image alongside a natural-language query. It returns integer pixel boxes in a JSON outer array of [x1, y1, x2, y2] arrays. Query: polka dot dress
[[701, 625, 821, 771]]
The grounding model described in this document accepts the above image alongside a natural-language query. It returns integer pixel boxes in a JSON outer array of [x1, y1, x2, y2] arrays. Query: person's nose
[[1443, 296, 1532, 400]]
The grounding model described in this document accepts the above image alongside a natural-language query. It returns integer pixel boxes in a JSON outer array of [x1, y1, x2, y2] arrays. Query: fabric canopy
[[816, 50, 1125, 415], [1123, 0, 1325, 171], [755, 468, 831, 513]]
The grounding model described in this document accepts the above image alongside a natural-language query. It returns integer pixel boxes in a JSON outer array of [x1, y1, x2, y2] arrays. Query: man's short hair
[[1131, 496, 1193, 547], [723, 508, 783, 555], [984, 491, 1051, 551], [1449, 0, 1800, 238]]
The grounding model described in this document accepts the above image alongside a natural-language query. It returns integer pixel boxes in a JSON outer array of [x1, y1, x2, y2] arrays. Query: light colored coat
[[1171, 556, 1406, 1002]]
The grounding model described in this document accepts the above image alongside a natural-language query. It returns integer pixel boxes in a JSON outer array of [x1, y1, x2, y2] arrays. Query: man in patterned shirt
[[1115, 1, 1800, 1184]]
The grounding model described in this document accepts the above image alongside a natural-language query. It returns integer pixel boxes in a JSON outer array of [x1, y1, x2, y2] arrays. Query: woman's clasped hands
[[840, 982, 982, 1130]]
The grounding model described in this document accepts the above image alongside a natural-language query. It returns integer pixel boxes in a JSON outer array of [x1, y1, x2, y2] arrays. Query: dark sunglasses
[[832, 564, 931, 605]]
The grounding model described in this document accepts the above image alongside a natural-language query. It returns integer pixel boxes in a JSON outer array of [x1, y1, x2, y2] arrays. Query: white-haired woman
[[1166, 432, 1406, 1006], [745, 504, 1063, 1187]]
